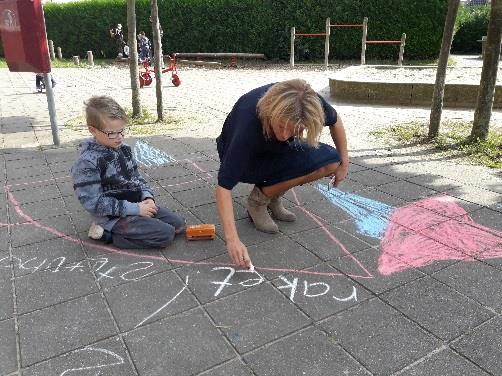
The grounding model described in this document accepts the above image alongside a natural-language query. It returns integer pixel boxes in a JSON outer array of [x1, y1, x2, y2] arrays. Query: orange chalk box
[[186, 224, 216, 241]]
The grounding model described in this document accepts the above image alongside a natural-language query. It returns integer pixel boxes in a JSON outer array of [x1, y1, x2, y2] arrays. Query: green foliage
[[370, 120, 502, 169], [0, 0, 448, 61], [452, 4, 490, 54]]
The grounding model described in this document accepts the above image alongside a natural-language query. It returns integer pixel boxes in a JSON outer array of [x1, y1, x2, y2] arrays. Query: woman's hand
[[329, 161, 349, 187], [226, 238, 252, 269]]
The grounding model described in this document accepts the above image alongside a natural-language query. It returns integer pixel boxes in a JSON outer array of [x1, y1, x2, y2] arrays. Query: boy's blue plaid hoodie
[[71, 138, 154, 231]]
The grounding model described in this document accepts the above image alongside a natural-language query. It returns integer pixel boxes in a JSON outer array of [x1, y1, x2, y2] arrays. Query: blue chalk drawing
[[316, 184, 395, 239], [133, 140, 176, 167]]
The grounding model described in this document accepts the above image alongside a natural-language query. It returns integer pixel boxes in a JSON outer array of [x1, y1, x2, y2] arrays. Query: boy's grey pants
[[111, 207, 185, 249]]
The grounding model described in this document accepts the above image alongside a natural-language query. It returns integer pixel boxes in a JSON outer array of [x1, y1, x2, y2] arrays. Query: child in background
[[71, 95, 185, 248], [35, 73, 56, 92]]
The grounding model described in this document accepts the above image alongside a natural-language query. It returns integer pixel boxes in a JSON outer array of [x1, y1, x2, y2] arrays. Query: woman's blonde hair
[[85, 95, 127, 130], [257, 79, 325, 147]]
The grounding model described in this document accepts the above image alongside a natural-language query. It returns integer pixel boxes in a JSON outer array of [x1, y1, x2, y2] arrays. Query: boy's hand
[[139, 199, 157, 217]]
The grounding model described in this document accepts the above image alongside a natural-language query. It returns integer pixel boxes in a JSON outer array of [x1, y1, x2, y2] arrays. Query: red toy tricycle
[[138, 53, 180, 88]]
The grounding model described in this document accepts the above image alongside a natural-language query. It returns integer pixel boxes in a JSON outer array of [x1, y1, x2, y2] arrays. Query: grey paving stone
[[246, 237, 322, 280], [201, 359, 253, 376], [143, 163, 192, 180], [0, 273, 13, 321], [377, 181, 439, 202], [176, 256, 265, 304], [349, 169, 400, 187], [161, 232, 227, 264], [406, 174, 465, 193], [125, 309, 234, 375], [55, 179, 74, 197], [171, 186, 217, 208], [0, 227, 8, 251], [14, 198, 68, 221], [6, 165, 51, 181], [330, 247, 424, 293], [452, 316, 502, 375], [155, 173, 211, 194], [10, 214, 77, 248], [216, 218, 282, 248], [446, 184, 502, 208], [104, 270, 198, 331], [290, 226, 372, 261], [0, 318, 17, 375], [15, 265, 97, 314], [399, 348, 490, 376], [355, 186, 408, 207], [149, 193, 185, 212], [381, 276, 493, 341], [272, 264, 372, 321], [206, 283, 310, 353], [333, 219, 383, 247], [22, 336, 136, 376], [9, 183, 62, 204], [434, 261, 502, 313], [11, 237, 86, 277], [465, 207, 502, 231], [190, 200, 248, 224], [245, 327, 368, 376], [83, 250, 173, 289], [298, 197, 355, 225], [321, 298, 441, 375], [275, 207, 325, 235], [18, 293, 116, 367], [0, 251, 10, 280]]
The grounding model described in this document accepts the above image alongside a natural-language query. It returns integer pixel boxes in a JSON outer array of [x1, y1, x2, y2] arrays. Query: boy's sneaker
[[88, 222, 104, 240]]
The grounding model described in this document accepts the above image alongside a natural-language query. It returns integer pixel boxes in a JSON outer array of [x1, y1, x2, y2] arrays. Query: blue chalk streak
[[133, 140, 176, 167], [316, 184, 395, 239]]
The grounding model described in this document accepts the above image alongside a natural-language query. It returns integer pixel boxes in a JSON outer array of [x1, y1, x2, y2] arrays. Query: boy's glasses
[[95, 128, 127, 139]]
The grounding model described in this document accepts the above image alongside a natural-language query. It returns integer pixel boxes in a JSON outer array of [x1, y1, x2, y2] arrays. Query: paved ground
[[1, 56, 502, 376]]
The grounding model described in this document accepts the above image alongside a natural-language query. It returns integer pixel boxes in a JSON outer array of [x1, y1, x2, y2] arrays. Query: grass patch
[[370, 120, 502, 168], [64, 107, 182, 136]]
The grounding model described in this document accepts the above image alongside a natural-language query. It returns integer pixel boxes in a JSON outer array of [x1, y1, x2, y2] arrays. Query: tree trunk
[[471, 0, 502, 141], [429, 0, 460, 138], [127, 0, 141, 117], [150, 0, 164, 121]]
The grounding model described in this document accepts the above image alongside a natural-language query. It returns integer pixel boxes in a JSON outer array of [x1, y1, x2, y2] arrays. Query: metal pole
[[398, 33, 406, 66], [325, 18, 330, 68], [290, 27, 295, 67], [43, 73, 60, 146], [361, 17, 368, 65]]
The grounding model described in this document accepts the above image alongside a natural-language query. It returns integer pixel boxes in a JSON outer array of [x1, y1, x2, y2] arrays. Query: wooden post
[[398, 33, 406, 66], [290, 27, 295, 67], [87, 51, 94, 66], [361, 17, 368, 65], [481, 35, 487, 57], [73, 56, 80, 65], [57, 47, 62, 59], [325, 18, 330, 68], [48, 40, 55, 60]]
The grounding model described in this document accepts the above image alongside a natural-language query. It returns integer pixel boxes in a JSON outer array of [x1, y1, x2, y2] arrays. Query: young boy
[[71, 95, 185, 249]]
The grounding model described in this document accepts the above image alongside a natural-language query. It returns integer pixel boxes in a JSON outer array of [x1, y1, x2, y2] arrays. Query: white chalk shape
[[87, 51, 94, 66]]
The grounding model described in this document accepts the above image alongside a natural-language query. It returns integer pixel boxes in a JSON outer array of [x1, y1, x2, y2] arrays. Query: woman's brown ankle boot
[[247, 186, 279, 233], [268, 193, 297, 222]]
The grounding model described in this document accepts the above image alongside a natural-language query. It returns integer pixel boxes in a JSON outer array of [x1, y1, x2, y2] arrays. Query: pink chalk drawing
[[379, 195, 502, 275]]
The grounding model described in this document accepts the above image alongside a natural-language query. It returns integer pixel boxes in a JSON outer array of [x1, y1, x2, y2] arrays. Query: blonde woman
[[216, 79, 349, 268]]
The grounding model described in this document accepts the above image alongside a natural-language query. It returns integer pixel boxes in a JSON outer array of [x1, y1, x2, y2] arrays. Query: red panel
[[0, 0, 50, 72]]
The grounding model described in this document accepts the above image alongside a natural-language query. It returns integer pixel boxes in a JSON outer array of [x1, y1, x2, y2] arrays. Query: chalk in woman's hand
[[249, 264, 255, 272]]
